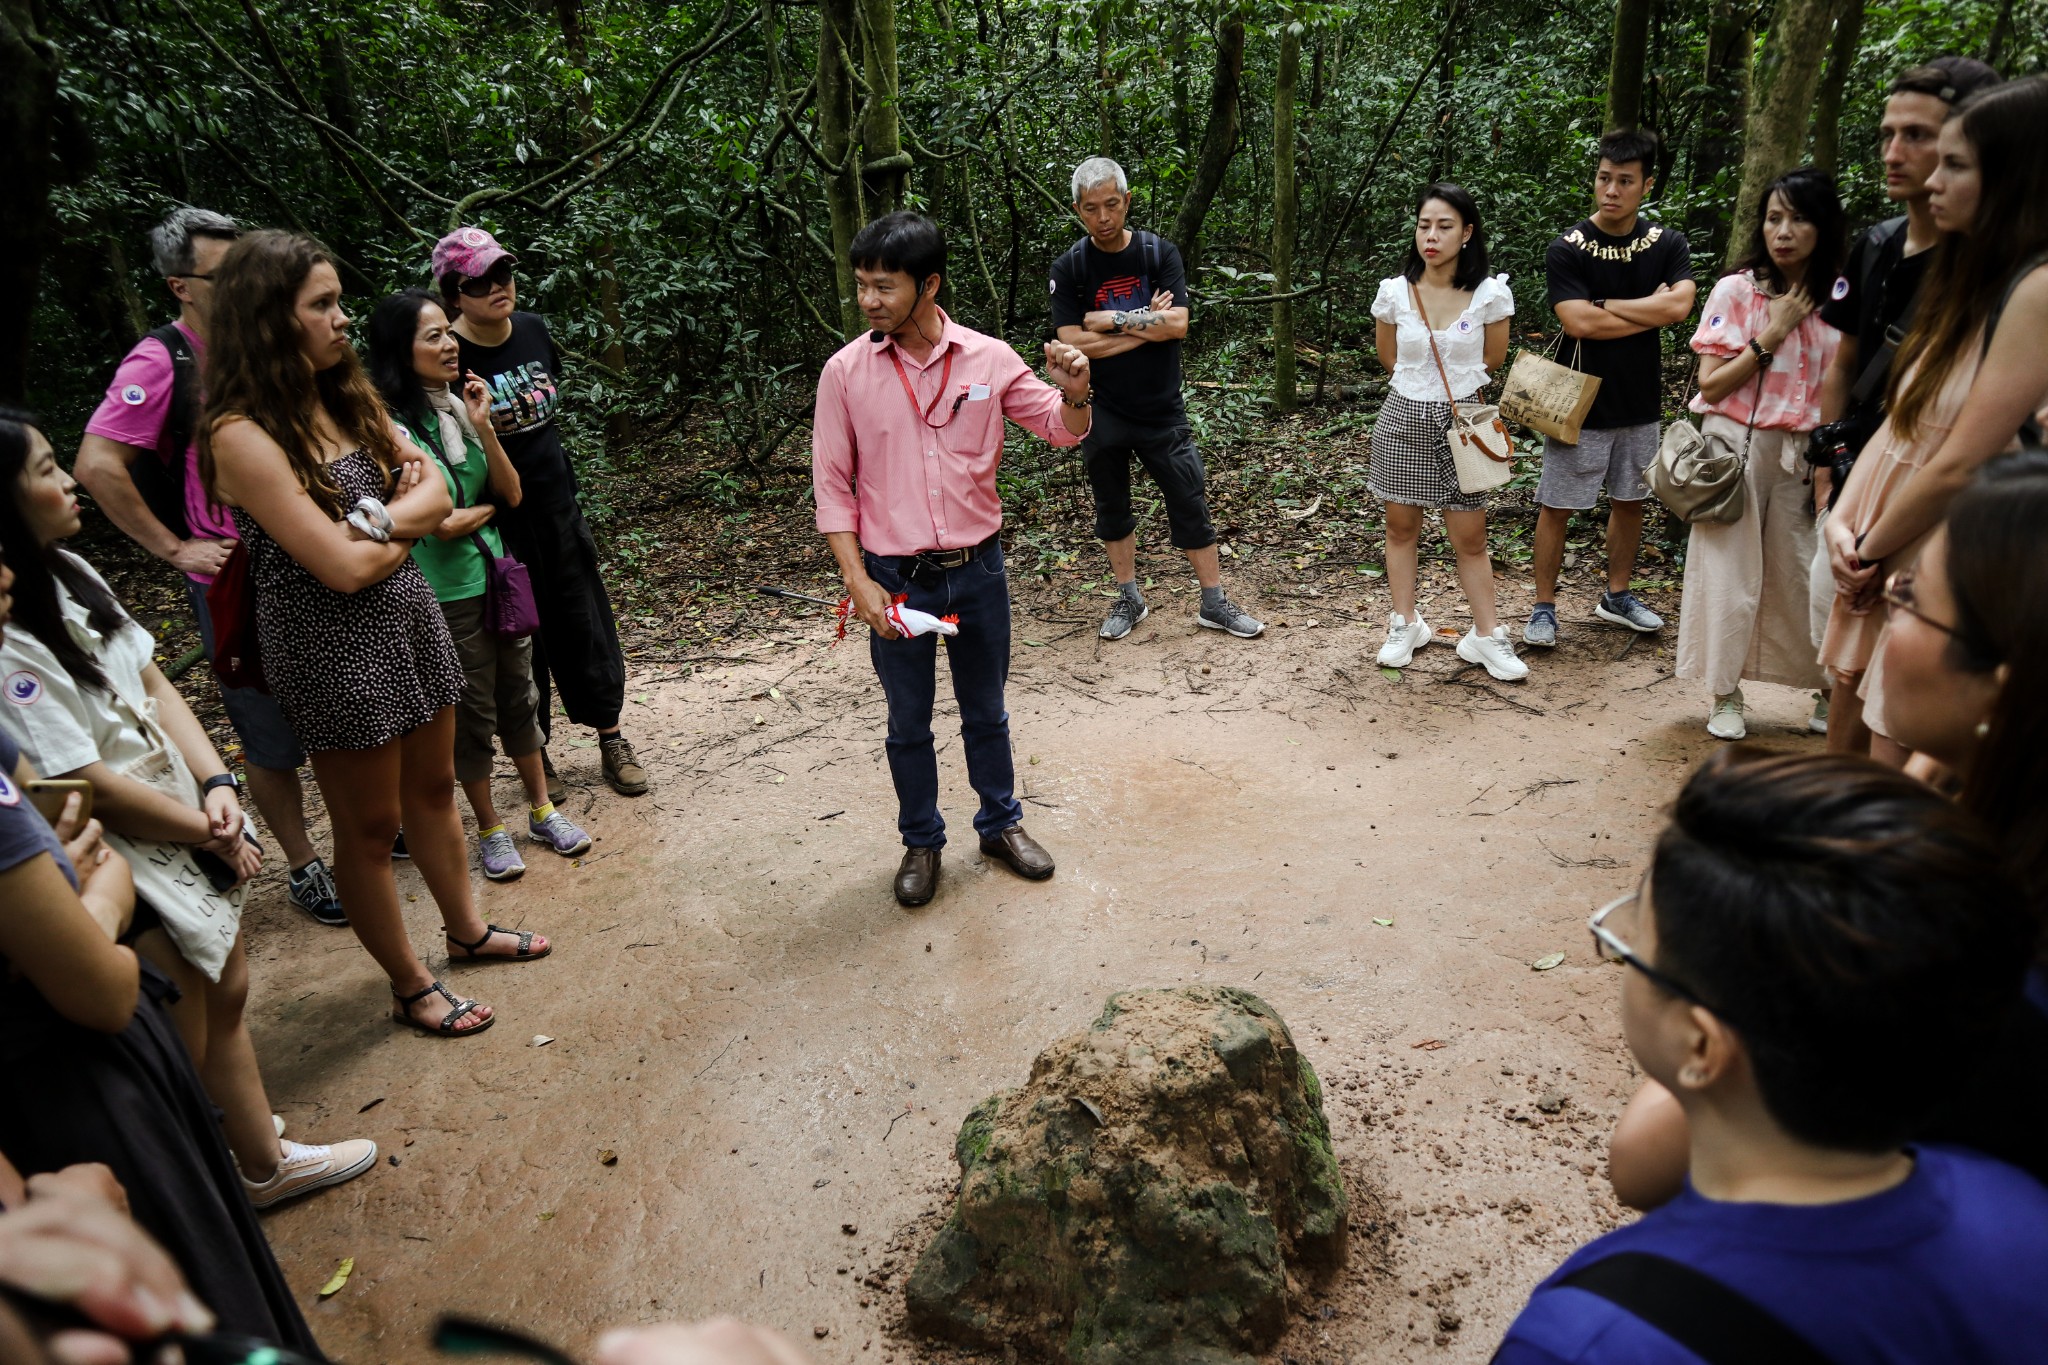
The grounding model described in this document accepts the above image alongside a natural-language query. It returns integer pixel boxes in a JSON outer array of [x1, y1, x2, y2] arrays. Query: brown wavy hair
[[197, 229, 400, 516], [1886, 76, 2048, 443]]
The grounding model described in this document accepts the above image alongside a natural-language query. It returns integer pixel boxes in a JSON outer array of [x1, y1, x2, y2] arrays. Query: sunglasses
[[1882, 570, 1958, 637], [455, 260, 516, 297], [1588, 892, 1725, 1018]]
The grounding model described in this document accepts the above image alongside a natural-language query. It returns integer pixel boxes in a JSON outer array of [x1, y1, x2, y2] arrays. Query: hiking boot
[[1197, 595, 1265, 639], [1809, 692, 1830, 735], [529, 808, 592, 857], [244, 1138, 378, 1211], [1099, 591, 1149, 641], [479, 827, 526, 881], [600, 735, 648, 795], [1523, 603, 1559, 648], [540, 749, 566, 805], [1596, 590, 1664, 633], [1457, 626, 1530, 681], [1376, 613, 1430, 668], [287, 857, 347, 927], [1708, 689, 1747, 741]]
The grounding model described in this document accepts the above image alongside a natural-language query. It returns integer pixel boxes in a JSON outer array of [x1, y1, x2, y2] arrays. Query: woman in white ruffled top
[[1367, 182, 1525, 681]]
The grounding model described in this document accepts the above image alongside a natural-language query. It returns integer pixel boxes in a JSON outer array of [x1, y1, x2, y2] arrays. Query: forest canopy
[[5, 0, 2043, 475]]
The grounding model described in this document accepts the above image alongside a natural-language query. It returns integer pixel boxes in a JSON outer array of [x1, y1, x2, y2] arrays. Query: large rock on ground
[[905, 986, 1347, 1364]]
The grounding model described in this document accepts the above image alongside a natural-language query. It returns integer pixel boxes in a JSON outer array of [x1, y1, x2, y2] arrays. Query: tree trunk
[[1272, 14, 1299, 412], [1604, 0, 1652, 131], [859, 0, 907, 214], [1686, 0, 1750, 257], [316, 27, 358, 140], [818, 0, 864, 336], [552, 0, 631, 442], [1095, 2, 1116, 154], [1429, 0, 1457, 179], [1726, 0, 1835, 270], [0, 0, 59, 404], [1171, 9, 1246, 288], [1169, 9, 1192, 158], [1810, 0, 1865, 176], [1986, 0, 2015, 66]]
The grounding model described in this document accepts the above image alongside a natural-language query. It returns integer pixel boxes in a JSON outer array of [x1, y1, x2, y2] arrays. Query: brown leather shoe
[[894, 847, 941, 906], [978, 824, 1055, 881]]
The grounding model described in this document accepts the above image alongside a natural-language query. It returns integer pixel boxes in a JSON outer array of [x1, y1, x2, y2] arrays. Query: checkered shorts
[[1368, 390, 1487, 512]]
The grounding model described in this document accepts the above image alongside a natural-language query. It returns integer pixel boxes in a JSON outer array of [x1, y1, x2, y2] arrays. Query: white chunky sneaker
[[1377, 613, 1430, 668], [1457, 626, 1529, 681], [1707, 690, 1747, 741], [243, 1137, 378, 1210]]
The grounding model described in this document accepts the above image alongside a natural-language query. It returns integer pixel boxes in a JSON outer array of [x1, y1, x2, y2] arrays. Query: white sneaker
[[1377, 613, 1430, 668], [1457, 626, 1529, 681], [1707, 690, 1747, 741], [243, 1138, 378, 1210]]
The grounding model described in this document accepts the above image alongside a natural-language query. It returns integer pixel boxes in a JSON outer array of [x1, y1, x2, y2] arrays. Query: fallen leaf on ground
[[1379, 666, 1402, 681], [1532, 952, 1566, 971], [772, 775, 786, 784], [538, 1211, 555, 1221], [1372, 917, 1394, 927], [1022, 639, 1046, 647], [768, 687, 782, 699], [357, 1097, 384, 1114], [752, 714, 765, 725], [567, 739, 597, 749], [531, 1034, 555, 1047], [318, 1257, 354, 1298], [1410, 1039, 1448, 1051], [598, 1149, 618, 1166]]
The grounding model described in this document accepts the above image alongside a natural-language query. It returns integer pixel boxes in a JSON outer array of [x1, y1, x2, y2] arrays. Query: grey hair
[[1070, 157, 1128, 202], [149, 207, 241, 277]]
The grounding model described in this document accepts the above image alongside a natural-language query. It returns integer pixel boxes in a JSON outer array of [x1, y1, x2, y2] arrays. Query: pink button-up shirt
[[812, 310, 1085, 556], [1688, 271, 1842, 432]]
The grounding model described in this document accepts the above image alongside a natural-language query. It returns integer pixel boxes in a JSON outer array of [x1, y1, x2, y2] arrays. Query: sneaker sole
[[248, 1142, 379, 1211], [1196, 615, 1264, 639], [1377, 636, 1426, 669], [1100, 604, 1150, 640], [530, 832, 593, 857], [1594, 604, 1663, 633], [483, 863, 527, 882], [605, 773, 649, 796], [1808, 718, 1829, 735], [1456, 640, 1529, 682], [290, 899, 349, 928]]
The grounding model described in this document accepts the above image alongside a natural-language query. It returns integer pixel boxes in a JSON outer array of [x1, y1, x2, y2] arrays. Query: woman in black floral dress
[[204, 231, 555, 1036]]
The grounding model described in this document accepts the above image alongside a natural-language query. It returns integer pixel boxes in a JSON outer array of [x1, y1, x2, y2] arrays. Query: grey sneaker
[[1099, 592, 1150, 641], [1596, 590, 1664, 632], [529, 808, 593, 857], [288, 857, 347, 926], [479, 828, 526, 881], [1523, 603, 1558, 648], [1197, 595, 1265, 639]]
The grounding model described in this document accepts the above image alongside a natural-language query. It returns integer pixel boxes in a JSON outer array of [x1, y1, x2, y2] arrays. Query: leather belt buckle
[[922, 547, 973, 570]]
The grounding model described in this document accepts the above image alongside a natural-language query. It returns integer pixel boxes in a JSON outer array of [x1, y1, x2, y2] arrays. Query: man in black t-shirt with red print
[[1049, 157, 1263, 642]]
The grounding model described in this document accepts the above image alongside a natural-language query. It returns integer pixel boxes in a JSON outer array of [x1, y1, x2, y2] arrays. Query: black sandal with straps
[[447, 923, 552, 963], [391, 980, 494, 1037]]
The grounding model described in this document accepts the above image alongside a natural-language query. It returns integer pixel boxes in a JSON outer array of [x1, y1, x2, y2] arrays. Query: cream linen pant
[[1676, 420, 1827, 698]]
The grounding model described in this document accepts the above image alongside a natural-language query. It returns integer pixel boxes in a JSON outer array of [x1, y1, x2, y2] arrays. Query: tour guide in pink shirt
[[813, 213, 1094, 907]]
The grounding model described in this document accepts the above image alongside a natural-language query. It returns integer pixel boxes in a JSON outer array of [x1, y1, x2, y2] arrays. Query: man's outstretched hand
[[1043, 341, 1091, 401]]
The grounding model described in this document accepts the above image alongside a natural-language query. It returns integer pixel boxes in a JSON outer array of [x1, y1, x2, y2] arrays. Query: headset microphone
[[869, 279, 930, 343]]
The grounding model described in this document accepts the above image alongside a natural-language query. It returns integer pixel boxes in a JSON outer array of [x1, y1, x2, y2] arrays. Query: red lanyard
[[887, 345, 957, 430]]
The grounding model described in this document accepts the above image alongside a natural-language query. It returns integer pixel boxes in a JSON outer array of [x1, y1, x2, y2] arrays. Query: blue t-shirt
[[1496, 1145, 2048, 1364], [0, 729, 75, 888]]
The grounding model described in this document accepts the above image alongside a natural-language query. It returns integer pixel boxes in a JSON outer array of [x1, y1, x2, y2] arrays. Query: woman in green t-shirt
[[370, 290, 594, 880]]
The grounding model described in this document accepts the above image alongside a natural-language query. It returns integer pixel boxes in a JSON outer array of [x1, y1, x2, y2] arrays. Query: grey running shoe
[[1197, 595, 1265, 639], [1596, 590, 1665, 632], [529, 808, 593, 857], [1100, 591, 1149, 641], [288, 857, 347, 926], [1523, 603, 1558, 648], [479, 828, 526, 881]]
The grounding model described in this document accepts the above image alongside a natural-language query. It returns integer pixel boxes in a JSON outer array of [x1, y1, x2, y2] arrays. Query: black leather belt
[[878, 532, 999, 577]]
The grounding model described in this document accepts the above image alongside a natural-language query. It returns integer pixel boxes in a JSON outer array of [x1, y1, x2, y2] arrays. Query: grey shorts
[[1537, 422, 1660, 509], [439, 595, 546, 785], [183, 578, 306, 771]]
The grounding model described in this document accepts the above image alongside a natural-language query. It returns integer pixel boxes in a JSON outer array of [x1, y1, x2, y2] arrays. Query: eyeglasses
[[456, 260, 516, 297], [1588, 893, 1721, 1015], [1882, 570, 1958, 637]]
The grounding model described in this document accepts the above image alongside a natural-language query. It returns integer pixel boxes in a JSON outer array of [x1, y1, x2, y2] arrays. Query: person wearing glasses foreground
[[1494, 748, 2048, 1362]]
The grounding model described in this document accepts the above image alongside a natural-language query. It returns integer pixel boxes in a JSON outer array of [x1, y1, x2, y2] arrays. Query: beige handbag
[[1499, 333, 1602, 445], [1413, 285, 1514, 495]]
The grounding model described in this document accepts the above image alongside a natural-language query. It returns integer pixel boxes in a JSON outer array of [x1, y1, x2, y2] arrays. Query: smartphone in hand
[[26, 779, 93, 826]]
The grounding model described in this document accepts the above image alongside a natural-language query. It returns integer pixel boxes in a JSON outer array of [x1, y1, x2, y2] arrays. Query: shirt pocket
[[939, 375, 1002, 455]]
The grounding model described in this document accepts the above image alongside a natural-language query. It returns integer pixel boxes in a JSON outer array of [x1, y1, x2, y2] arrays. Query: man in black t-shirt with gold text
[[1526, 129, 1696, 649], [1049, 158, 1264, 642]]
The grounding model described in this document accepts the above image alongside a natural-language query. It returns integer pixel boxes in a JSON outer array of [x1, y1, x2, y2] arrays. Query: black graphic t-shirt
[[1545, 218, 1695, 430], [1048, 231, 1189, 424], [453, 311, 576, 503]]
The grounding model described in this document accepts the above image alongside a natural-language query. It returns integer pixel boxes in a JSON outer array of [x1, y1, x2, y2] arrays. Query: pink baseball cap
[[431, 226, 517, 284]]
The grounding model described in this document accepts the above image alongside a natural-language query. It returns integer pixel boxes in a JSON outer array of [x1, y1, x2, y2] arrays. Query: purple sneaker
[[528, 808, 592, 857], [478, 827, 526, 881]]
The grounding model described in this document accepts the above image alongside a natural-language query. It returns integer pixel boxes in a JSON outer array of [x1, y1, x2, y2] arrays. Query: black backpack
[[123, 323, 201, 540]]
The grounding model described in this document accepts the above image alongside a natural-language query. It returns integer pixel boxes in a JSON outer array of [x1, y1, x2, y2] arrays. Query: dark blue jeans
[[863, 539, 1023, 849]]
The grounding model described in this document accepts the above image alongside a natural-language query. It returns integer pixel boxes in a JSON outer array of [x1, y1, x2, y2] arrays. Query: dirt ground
[[223, 556, 1826, 1365]]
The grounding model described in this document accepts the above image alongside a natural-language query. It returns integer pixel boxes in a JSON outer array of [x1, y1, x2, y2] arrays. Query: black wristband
[[201, 772, 241, 797]]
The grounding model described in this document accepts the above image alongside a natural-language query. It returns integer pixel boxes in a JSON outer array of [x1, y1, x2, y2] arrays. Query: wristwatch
[[1110, 310, 1130, 333], [1590, 298, 1607, 310], [1749, 338, 1776, 367], [201, 772, 242, 798]]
